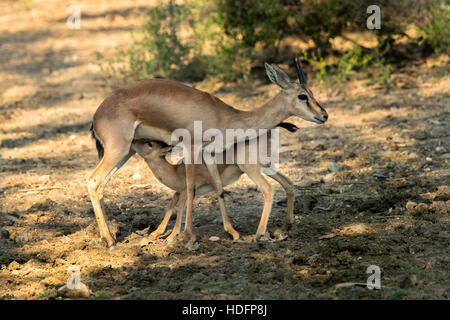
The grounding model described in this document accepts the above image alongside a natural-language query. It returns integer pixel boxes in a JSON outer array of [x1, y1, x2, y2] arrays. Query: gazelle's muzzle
[[309, 100, 328, 124], [315, 103, 328, 123]]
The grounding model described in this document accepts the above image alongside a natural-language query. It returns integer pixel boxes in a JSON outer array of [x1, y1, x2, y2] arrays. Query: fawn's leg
[[150, 192, 180, 239], [165, 190, 186, 245]]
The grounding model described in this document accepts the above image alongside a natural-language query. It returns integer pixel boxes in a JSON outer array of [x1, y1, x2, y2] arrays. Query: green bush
[[417, 1, 450, 55], [96, 0, 442, 86], [303, 43, 395, 92], [97, 0, 252, 84]]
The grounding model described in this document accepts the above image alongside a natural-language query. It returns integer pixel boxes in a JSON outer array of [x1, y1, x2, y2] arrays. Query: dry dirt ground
[[0, 0, 449, 300]]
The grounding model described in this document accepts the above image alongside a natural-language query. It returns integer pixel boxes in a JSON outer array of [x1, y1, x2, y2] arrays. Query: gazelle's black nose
[[323, 114, 328, 120]]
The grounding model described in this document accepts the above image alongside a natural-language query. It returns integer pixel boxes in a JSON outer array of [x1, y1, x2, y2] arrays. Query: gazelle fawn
[[88, 59, 327, 249], [132, 122, 298, 244]]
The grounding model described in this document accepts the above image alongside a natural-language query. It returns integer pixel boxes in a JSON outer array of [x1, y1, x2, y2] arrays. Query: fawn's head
[[265, 58, 328, 124], [132, 140, 172, 159]]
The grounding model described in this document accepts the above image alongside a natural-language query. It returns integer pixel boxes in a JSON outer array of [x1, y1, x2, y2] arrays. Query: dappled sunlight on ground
[[0, 0, 449, 300]]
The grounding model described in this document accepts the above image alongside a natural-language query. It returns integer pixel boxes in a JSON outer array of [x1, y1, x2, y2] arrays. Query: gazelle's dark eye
[[298, 94, 308, 101], [146, 141, 153, 147]]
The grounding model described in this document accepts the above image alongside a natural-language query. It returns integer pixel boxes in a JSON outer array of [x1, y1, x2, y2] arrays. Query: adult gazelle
[[88, 58, 328, 249]]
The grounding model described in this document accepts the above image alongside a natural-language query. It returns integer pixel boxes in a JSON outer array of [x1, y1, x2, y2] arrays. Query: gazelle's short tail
[[89, 122, 104, 160]]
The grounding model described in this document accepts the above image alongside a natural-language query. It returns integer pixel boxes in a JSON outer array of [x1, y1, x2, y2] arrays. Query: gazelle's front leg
[[149, 192, 180, 239], [205, 161, 240, 240], [184, 162, 197, 247], [267, 171, 294, 229], [238, 164, 274, 239]]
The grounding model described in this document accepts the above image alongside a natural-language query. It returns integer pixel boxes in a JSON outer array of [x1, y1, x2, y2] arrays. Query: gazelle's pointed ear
[[265, 63, 291, 90]]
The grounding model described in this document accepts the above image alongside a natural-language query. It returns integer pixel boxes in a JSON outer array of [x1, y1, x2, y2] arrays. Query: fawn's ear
[[265, 63, 292, 90]]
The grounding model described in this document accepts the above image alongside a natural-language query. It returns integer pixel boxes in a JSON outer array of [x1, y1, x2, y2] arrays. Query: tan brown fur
[[88, 63, 327, 249], [132, 132, 295, 243]]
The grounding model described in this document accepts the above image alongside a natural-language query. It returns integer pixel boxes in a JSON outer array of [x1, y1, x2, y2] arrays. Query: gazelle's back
[[94, 79, 239, 132]]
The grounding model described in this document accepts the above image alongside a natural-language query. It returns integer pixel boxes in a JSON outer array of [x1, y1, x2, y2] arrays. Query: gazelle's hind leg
[[238, 164, 274, 239], [88, 122, 136, 249], [267, 171, 294, 229], [150, 192, 180, 239], [88, 149, 134, 248]]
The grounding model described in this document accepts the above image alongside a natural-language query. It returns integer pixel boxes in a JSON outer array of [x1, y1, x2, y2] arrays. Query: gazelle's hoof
[[108, 245, 118, 251], [273, 228, 289, 241], [229, 231, 240, 241], [255, 232, 272, 242]]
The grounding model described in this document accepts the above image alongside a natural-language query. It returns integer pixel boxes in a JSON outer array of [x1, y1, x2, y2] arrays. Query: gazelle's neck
[[232, 92, 292, 131], [144, 156, 182, 190]]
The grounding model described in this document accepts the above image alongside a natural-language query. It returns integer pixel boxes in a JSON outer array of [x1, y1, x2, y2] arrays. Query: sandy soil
[[0, 0, 449, 300]]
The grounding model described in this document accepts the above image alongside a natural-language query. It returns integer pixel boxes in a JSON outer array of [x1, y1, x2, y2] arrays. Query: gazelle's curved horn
[[294, 57, 307, 85]]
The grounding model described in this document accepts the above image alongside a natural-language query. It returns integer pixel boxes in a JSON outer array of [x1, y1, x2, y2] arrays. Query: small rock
[[440, 153, 450, 159], [408, 152, 419, 160], [434, 186, 450, 201], [319, 233, 336, 240], [425, 157, 432, 162], [57, 282, 91, 299], [435, 146, 446, 153], [413, 130, 429, 140], [327, 162, 340, 173], [8, 261, 20, 271], [209, 236, 220, 242], [0, 227, 9, 239], [406, 201, 431, 216]]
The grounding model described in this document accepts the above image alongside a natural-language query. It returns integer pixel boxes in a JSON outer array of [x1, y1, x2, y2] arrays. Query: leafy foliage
[[417, 1, 450, 55], [96, 0, 446, 86]]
